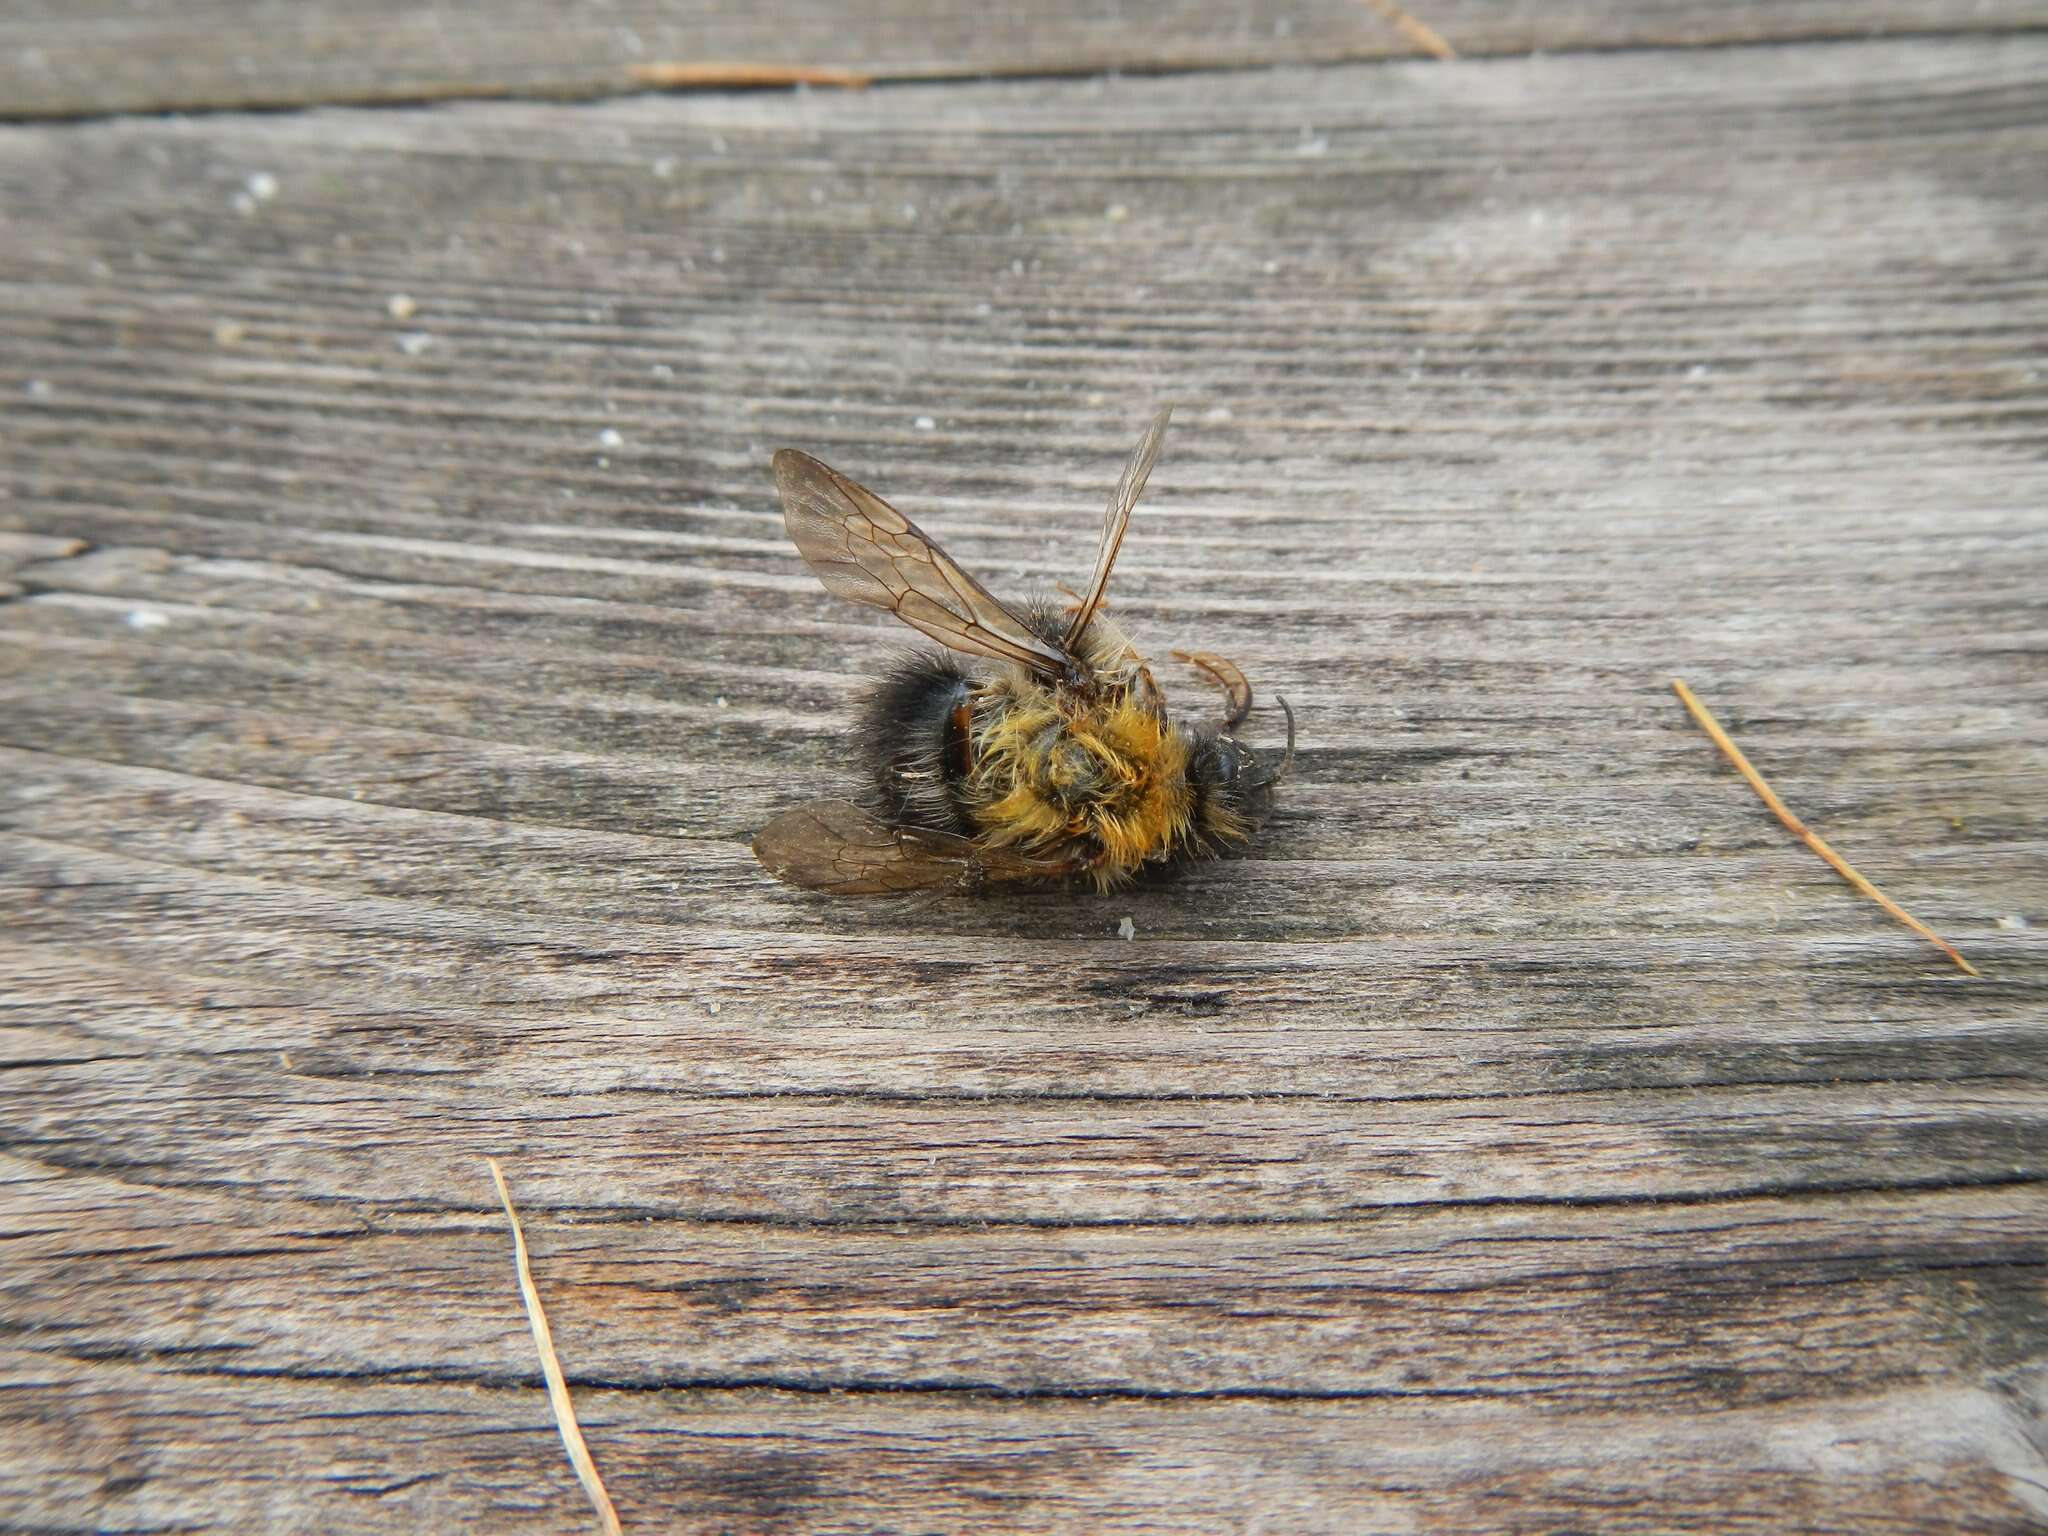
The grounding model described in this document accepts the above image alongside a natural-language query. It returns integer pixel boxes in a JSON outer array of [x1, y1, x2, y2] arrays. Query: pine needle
[[1670, 678, 1978, 976], [1358, 0, 1459, 60], [489, 1158, 625, 1536]]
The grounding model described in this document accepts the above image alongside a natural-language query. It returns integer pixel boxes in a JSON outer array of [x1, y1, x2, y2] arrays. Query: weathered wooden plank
[[5, 1153, 2042, 1404], [2, 29, 2046, 1535], [4, 1344, 2039, 1534], [0, 530, 82, 600], [4, 0, 2046, 117], [2, 984, 2040, 1222], [6, 934, 2041, 1120]]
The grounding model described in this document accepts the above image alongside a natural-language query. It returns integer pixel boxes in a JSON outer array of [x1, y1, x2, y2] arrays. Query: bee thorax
[[964, 682, 1200, 887]]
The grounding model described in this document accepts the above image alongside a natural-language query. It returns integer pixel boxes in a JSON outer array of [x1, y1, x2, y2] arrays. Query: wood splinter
[[1670, 678, 1978, 976], [1358, 0, 1459, 61], [489, 1158, 625, 1536], [628, 62, 871, 89]]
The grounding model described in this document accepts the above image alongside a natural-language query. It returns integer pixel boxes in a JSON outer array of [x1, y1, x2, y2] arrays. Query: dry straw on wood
[[489, 1158, 625, 1536], [1671, 678, 1978, 976]]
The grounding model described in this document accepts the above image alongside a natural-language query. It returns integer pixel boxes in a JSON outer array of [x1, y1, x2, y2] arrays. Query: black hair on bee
[[859, 651, 977, 837]]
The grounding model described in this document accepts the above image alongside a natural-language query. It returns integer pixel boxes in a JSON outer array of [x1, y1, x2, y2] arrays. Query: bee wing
[[773, 450, 1069, 681], [753, 800, 1069, 894], [1062, 405, 1173, 651]]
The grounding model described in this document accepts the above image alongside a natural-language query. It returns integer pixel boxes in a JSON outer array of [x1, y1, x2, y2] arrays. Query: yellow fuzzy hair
[[968, 680, 1196, 889]]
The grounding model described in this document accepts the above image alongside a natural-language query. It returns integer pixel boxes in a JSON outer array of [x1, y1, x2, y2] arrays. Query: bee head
[[1190, 697, 1294, 834]]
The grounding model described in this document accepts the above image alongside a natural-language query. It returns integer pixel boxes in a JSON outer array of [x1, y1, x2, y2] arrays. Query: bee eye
[[1211, 738, 1253, 788]]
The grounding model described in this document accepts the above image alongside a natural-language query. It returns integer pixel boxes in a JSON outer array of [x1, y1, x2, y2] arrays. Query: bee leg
[[1133, 663, 1165, 712], [1171, 650, 1253, 731], [958, 850, 1088, 896], [1252, 696, 1296, 789]]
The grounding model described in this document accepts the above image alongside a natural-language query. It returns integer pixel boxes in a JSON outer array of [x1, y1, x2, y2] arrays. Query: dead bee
[[753, 406, 1292, 894]]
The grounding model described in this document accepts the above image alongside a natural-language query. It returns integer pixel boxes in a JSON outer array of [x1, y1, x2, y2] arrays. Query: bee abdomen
[[859, 652, 977, 835]]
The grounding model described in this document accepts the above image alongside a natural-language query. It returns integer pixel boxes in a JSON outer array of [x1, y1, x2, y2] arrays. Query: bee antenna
[[1253, 696, 1295, 789]]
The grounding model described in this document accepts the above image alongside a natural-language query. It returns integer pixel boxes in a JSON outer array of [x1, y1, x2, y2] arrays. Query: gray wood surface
[[5, 0, 2048, 116], [2, 20, 2046, 1535]]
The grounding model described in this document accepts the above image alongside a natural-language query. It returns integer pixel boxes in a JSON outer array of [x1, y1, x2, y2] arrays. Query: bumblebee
[[753, 407, 1292, 894]]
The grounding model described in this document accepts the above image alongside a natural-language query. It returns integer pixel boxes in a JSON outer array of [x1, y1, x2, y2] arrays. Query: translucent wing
[[753, 800, 1072, 895], [1063, 406, 1173, 651], [773, 451, 1069, 680]]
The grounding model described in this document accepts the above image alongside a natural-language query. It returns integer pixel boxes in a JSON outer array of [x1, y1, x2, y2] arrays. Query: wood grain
[[7, 1345, 2039, 1535], [1, 25, 2045, 1535], [6, 0, 2048, 117]]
